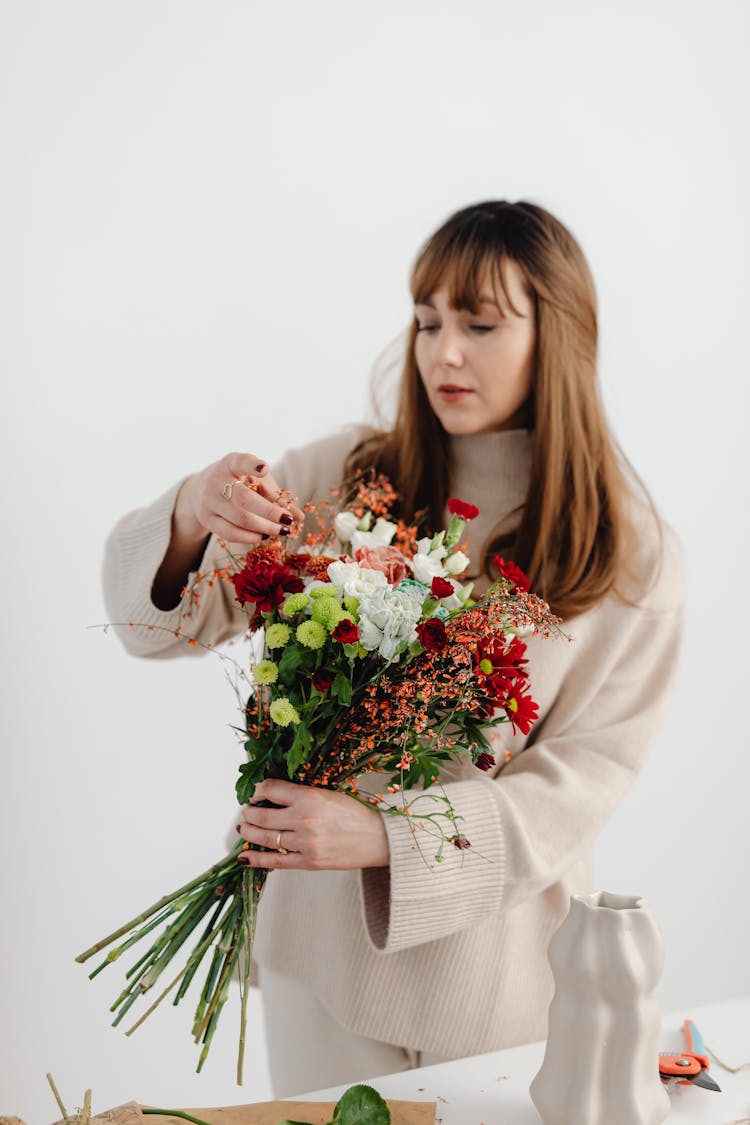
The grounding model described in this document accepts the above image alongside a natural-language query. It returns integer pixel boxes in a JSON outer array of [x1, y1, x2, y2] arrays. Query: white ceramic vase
[[530, 891, 670, 1125]]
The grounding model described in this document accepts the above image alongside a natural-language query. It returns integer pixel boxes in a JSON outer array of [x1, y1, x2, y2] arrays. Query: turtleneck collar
[[444, 428, 533, 590]]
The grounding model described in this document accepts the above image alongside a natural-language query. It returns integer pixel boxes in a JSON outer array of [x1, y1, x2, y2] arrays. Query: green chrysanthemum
[[311, 596, 346, 632], [296, 620, 327, 649], [269, 698, 301, 726], [343, 595, 360, 617], [265, 623, 292, 649], [252, 660, 279, 685], [310, 584, 336, 599], [282, 592, 310, 616]]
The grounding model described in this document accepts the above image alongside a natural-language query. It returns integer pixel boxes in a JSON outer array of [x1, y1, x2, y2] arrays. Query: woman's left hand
[[237, 779, 390, 870]]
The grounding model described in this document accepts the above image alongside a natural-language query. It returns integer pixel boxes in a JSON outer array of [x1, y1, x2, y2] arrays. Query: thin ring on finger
[[276, 830, 289, 855]]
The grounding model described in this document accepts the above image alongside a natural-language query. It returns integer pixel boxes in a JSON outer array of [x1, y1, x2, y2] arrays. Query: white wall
[[2, 0, 748, 1118]]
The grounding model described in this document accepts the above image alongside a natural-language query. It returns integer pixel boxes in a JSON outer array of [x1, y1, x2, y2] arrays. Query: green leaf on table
[[332, 1083, 390, 1125]]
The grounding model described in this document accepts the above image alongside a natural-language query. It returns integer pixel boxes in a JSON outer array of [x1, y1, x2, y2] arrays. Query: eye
[[469, 324, 495, 334], [416, 324, 439, 334]]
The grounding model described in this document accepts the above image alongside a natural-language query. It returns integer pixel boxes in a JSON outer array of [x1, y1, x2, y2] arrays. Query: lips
[[437, 384, 473, 402]]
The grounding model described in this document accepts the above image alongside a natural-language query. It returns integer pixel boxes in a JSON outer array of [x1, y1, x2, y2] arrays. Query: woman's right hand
[[175, 452, 307, 546]]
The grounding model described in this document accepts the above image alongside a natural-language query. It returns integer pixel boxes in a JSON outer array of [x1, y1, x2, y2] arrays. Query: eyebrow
[[416, 294, 502, 310]]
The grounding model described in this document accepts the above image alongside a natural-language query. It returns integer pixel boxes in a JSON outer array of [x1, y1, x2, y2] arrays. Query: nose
[[436, 325, 464, 368]]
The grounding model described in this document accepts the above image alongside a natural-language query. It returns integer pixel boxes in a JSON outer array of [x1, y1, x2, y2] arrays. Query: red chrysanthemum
[[416, 617, 448, 653], [447, 498, 480, 521], [474, 635, 529, 684], [312, 669, 335, 693], [475, 752, 496, 772], [332, 619, 360, 645], [231, 562, 303, 611], [503, 686, 539, 735], [430, 575, 454, 599], [492, 555, 530, 592]]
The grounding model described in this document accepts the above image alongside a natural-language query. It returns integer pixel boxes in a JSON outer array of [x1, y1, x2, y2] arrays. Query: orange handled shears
[[659, 1019, 721, 1091]]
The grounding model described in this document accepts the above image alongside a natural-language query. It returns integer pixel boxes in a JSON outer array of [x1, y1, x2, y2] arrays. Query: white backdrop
[[2, 0, 748, 1119]]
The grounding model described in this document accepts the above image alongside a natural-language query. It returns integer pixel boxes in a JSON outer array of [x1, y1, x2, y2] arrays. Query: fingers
[[215, 455, 305, 541]]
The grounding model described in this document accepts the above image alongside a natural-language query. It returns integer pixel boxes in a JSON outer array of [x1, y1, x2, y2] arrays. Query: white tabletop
[[296, 998, 750, 1124]]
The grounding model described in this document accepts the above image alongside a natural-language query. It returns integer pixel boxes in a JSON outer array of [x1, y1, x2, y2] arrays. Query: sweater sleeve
[[101, 426, 366, 659], [360, 525, 686, 953]]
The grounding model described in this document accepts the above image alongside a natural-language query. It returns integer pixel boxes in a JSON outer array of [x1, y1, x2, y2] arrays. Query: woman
[[103, 200, 685, 1096]]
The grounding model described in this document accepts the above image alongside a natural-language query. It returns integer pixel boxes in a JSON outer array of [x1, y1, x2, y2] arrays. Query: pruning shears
[[659, 1019, 721, 1092]]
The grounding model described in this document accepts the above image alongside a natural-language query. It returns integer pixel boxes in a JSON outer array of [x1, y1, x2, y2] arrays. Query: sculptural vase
[[530, 891, 670, 1125]]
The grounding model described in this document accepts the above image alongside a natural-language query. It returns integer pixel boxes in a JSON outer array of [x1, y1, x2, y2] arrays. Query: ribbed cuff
[[360, 777, 506, 953]]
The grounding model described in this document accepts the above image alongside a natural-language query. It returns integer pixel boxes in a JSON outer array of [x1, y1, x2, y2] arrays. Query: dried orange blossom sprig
[[78, 472, 563, 1084]]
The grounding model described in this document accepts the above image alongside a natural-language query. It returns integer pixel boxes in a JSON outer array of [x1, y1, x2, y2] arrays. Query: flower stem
[[75, 848, 242, 963], [46, 1073, 71, 1125]]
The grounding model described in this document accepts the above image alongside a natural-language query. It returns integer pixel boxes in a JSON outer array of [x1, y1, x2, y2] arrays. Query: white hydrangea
[[357, 584, 424, 661], [327, 559, 389, 598]]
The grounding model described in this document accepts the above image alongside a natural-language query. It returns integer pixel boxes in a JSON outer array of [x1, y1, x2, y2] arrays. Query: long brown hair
[[344, 200, 657, 620]]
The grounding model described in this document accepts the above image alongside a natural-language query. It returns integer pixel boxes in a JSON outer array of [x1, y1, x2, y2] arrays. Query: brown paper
[[48, 1104, 144, 1125], [139, 1097, 436, 1125]]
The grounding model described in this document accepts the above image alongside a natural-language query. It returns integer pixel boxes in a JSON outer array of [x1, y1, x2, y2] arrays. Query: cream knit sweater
[[102, 425, 685, 1057]]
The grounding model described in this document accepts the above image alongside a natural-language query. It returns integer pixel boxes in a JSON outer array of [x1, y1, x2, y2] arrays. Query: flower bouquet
[[77, 473, 562, 1082]]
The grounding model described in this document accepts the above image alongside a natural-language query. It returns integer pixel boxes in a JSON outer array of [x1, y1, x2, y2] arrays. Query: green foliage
[[332, 671, 353, 706], [286, 722, 313, 777], [277, 1082, 390, 1125]]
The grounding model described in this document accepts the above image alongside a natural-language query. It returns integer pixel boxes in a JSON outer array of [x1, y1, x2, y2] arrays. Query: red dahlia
[[475, 752, 496, 771], [447, 498, 480, 521], [231, 562, 303, 611]]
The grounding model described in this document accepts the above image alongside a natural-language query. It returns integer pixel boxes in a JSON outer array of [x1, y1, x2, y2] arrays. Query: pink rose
[[354, 545, 411, 586]]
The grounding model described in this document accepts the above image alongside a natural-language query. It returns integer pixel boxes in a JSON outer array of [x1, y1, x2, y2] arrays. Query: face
[[414, 258, 536, 435]]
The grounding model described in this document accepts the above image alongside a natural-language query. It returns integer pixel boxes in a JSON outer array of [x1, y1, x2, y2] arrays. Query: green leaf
[[332, 672, 353, 706], [286, 723, 313, 777], [332, 1084, 390, 1125]]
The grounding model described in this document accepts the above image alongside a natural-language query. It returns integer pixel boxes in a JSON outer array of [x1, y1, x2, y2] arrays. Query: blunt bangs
[[410, 208, 529, 319]]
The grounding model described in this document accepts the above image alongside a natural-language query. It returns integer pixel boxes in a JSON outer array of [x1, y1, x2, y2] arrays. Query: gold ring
[[276, 831, 288, 855], [223, 481, 234, 500]]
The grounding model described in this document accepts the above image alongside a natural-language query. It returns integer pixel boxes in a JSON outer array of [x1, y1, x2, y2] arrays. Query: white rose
[[334, 511, 359, 544], [444, 551, 470, 576]]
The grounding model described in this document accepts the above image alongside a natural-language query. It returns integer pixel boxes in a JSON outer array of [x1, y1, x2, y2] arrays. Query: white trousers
[[260, 965, 451, 1098]]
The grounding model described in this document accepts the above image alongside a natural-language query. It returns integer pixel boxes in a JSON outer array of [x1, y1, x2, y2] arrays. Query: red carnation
[[503, 686, 539, 735], [447, 498, 480, 520], [312, 669, 335, 693], [231, 562, 303, 611], [430, 576, 454, 599], [332, 619, 360, 645], [493, 555, 530, 592], [475, 752, 496, 771], [416, 617, 448, 653]]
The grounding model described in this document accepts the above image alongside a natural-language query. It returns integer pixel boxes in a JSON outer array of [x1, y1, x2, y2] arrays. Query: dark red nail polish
[[280, 513, 293, 525], [279, 527, 290, 536], [255, 463, 266, 473], [237, 854, 250, 865], [261, 533, 270, 540], [236, 823, 242, 833]]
